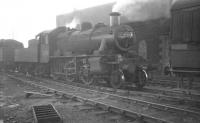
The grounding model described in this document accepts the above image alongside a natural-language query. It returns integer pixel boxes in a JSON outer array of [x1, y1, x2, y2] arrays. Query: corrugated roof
[[172, 0, 200, 11]]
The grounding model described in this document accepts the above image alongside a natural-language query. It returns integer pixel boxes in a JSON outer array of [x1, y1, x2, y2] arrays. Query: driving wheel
[[110, 70, 124, 89], [80, 65, 94, 85], [135, 69, 148, 89]]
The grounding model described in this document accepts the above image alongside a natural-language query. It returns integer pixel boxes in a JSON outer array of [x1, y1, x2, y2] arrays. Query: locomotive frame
[[49, 55, 148, 89]]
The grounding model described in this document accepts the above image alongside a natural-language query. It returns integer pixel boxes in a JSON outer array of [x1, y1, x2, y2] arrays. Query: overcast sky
[[0, 0, 115, 47]]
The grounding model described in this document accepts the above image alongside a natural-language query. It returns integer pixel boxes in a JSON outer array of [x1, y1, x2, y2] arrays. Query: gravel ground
[[0, 74, 136, 123]]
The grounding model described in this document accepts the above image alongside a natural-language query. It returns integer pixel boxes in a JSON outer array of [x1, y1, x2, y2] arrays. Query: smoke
[[113, 0, 173, 22], [66, 17, 81, 29], [172, 0, 181, 4]]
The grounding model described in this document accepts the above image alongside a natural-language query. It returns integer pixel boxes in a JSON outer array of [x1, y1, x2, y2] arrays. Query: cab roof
[[171, 0, 200, 11]]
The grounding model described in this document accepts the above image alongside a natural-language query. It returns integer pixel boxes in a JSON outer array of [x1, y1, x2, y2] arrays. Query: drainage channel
[[8, 75, 200, 123], [32, 104, 62, 123]]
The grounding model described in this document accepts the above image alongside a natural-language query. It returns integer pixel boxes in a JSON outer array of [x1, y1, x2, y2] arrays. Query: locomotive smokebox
[[110, 12, 120, 27]]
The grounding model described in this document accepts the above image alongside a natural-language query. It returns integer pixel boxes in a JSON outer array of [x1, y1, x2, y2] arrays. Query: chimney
[[109, 12, 120, 27]]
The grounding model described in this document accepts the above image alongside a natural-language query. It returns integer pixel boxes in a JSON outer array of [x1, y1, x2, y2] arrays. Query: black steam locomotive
[[15, 12, 148, 89], [50, 12, 148, 89]]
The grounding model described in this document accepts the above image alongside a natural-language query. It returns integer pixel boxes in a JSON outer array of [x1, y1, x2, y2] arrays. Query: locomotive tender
[[15, 12, 148, 89], [0, 39, 23, 71], [165, 0, 200, 77]]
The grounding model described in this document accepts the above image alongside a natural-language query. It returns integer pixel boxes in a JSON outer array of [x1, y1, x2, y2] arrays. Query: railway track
[[33, 75, 200, 106], [12, 73, 200, 112], [32, 76, 200, 113], [148, 76, 200, 90], [8, 74, 200, 123], [10, 72, 200, 99]]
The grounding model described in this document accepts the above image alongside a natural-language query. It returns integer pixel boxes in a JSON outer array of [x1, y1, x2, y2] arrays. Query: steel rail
[[145, 86, 200, 97], [32, 76, 200, 113], [8, 74, 200, 123], [33, 75, 200, 101]]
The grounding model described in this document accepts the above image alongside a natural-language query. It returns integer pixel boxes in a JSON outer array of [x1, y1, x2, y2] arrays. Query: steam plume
[[113, 0, 172, 22], [66, 17, 80, 29]]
